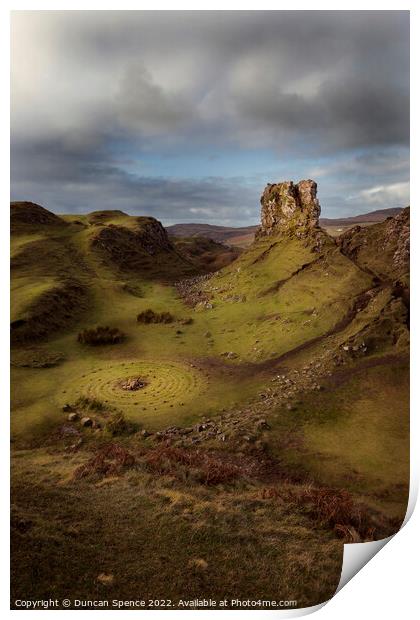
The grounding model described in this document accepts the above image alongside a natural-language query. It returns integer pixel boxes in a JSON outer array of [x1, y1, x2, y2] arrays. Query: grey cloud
[[11, 11, 409, 152], [116, 65, 195, 134], [11, 11, 410, 222]]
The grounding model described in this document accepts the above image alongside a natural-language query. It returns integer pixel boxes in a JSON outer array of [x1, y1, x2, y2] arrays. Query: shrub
[[286, 484, 376, 542], [77, 326, 125, 345], [74, 444, 136, 480], [259, 482, 400, 542], [145, 445, 241, 485], [297, 486, 358, 529], [136, 309, 174, 324]]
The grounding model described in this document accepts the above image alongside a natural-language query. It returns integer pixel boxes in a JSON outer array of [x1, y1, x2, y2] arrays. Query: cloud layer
[[11, 11, 409, 224]]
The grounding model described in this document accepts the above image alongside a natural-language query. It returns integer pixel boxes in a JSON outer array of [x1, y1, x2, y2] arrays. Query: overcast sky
[[11, 11, 409, 225]]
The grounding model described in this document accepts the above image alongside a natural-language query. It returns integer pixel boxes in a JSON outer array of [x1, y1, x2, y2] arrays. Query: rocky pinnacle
[[258, 180, 321, 238]]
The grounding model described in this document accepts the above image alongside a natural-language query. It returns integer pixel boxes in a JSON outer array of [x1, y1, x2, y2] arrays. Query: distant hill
[[320, 207, 403, 227], [11, 201, 68, 232], [167, 208, 404, 246], [166, 223, 258, 247]]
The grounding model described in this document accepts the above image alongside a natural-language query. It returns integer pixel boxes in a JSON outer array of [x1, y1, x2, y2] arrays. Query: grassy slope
[[194, 234, 372, 360], [11, 449, 342, 608], [268, 360, 409, 513], [10, 209, 409, 608]]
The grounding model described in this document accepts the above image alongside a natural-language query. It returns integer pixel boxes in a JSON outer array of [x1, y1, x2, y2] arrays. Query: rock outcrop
[[337, 207, 410, 279], [258, 180, 321, 238], [385, 207, 410, 273], [90, 216, 173, 270]]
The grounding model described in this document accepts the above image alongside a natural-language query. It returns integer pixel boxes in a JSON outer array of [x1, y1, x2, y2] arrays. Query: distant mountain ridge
[[166, 207, 403, 246], [166, 223, 258, 244], [320, 207, 403, 227]]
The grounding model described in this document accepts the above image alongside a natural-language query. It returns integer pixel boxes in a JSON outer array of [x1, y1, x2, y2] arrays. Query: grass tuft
[[73, 396, 106, 411], [105, 411, 139, 436]]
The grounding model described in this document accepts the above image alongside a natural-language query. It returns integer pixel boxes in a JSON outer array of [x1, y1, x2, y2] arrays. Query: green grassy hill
[[10, 193, 409, 609]]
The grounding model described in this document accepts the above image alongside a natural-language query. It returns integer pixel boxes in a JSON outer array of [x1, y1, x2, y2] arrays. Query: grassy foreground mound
[[10, 189, 409, 608]]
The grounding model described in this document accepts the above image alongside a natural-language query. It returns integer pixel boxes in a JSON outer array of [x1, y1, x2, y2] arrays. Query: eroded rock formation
[[258, 180, 321, 238]]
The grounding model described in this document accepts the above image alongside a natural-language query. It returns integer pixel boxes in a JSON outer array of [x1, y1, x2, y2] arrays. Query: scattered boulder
[[174, 273, 213, 307], [81, 417, 93, 428]]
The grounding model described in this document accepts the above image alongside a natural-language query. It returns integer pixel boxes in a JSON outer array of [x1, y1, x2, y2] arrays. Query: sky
[[10, 11, 409, 226]]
